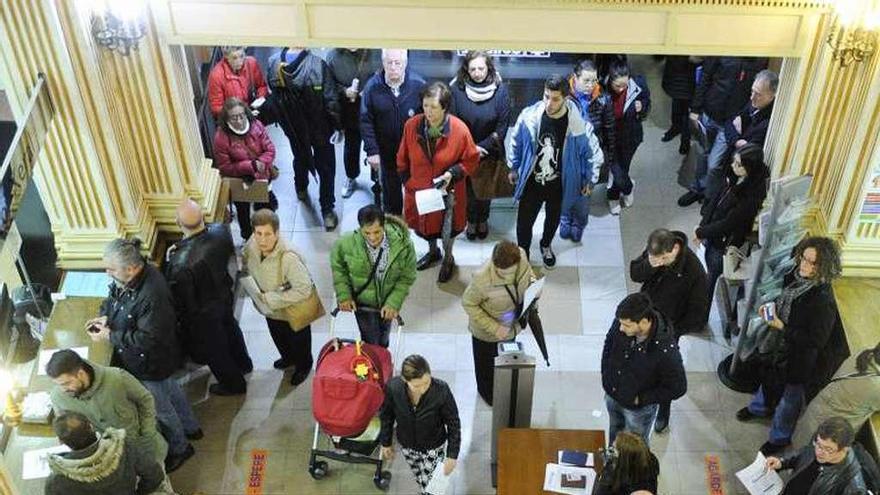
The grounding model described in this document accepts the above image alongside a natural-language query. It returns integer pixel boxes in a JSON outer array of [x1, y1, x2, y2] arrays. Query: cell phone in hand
[[761, 302, 776, 322]]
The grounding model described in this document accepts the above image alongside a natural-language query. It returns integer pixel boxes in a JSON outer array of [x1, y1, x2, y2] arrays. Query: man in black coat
[[629, 228, 709, 433], [165, 199, 253, 396], [601, 293, 686, 446], [360, 49, 426, 215], [86, 238, 201, 469]]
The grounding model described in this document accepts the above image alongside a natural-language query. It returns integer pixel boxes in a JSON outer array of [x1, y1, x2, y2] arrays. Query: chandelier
[[86, 1, 147, 56], [825, 0, 879, 67]]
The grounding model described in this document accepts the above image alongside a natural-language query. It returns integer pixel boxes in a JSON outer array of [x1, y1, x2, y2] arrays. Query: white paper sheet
[[38, 346, 88, 375], [520, 277, 546, 319], [60, 271, 111, 297], [542, 463, 595, 495], [424, 461, 451, 495], [22, 445, 71, 480], [735, 452, 784, 495], [239, 276, 272, 314], [415, 188, 446, 215]]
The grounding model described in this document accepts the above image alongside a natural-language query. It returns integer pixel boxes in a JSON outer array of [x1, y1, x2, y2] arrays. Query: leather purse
[[278, 250, 326, 331], [470, 135, 514, 200]]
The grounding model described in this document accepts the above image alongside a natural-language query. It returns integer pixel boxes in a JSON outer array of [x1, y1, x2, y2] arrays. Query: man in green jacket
[[331, 204, 417, 347], [47, 350, 168, 467]]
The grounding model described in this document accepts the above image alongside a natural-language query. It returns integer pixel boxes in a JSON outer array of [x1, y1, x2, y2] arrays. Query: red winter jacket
[[397, 115, 479, 238], [212, 120, 275, 180], [207, 57, 269, 117]]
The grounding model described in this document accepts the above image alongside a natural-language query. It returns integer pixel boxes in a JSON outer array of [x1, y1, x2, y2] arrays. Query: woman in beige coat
[[462, 240, 536, 405], [243, 209, 318, 386], [791, 342, 880, 447]]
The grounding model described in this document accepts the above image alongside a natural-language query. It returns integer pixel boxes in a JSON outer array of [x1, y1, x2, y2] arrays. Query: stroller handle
[[330, 306, 405, 327]]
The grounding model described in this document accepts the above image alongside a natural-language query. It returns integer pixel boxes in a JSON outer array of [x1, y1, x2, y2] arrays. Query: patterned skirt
[[401, 445, 446, 494]]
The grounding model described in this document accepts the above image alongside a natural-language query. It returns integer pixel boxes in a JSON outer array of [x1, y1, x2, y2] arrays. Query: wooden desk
[[3, 296, 109, 494], [498, 428, 605, 495]]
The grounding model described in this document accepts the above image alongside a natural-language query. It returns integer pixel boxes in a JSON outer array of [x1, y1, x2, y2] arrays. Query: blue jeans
[[605, 394, 659, 447], [355, 308, 392, 348], [562, 192, 591, 229], [690, 114, 729, 198], [704, 242, 724, 303], [143, 377, 201, 456], [748, 383, 805, 445]]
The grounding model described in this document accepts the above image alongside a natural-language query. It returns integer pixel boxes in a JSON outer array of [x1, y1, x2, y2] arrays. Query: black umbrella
[[518, 302, 550, 366]]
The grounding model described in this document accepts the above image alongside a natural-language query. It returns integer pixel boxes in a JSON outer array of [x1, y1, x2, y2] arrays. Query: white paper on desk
[[22, 445, 71, 480], [38, 346, 88, 375], [520, 277, 546, 319], [239, 276, 272, 314], [543, 463, 595, 495], [424, 461, 451, 495], [415, 188, 446, 215], [735, 452, 784, 495]]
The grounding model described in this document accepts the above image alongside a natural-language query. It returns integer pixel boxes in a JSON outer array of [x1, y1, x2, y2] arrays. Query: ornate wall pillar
[[0, 0, 220, 268]]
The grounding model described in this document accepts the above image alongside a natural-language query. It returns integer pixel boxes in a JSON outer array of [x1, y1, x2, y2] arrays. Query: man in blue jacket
[[507, 74, 603, 269], [360, 49, 426, 215]]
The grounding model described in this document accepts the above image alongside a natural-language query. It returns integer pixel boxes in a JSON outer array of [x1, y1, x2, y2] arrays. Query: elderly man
[[165, 199, 253, 396], [45, 411, 165, 495], [360, 48, 426, 215], [85, 238, 201, 472]]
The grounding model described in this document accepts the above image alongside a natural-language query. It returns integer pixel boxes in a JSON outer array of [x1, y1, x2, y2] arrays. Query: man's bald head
[[176, 199, 205, 235]]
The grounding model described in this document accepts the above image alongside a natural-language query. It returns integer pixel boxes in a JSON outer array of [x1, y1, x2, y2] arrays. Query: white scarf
[[465, 80, 497, 103], [230, 119, 250, 136]]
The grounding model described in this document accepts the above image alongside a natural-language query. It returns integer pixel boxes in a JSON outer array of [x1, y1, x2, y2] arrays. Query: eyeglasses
[[813, 438, 839, 455], [799, 254, 818, 267], [228, 113, 247, 122]]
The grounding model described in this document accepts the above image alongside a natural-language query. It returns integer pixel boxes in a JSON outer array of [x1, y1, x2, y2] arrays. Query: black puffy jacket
[[379, 376, 462, 459], [692, 57, 768, 122], [601, 310, 687, 409], [103, 264, 180, 381], [662, 56, 696, 100]]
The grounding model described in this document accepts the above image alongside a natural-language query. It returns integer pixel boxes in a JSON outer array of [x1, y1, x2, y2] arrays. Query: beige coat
[[243, 236, 315, 324], [791, 353, 880, 447], [462, 248, 536, 343]]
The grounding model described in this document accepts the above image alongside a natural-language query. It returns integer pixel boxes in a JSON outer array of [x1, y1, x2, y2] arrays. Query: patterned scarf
[[365, 234, 390, 281], [464, 78, 497, 103], [775, 271, 818, 322]]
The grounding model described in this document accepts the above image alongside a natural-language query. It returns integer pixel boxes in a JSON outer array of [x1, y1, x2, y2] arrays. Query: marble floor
[[169, 56, 771, 495]]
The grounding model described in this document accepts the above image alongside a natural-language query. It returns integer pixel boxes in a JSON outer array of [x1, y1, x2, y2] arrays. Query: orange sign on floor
[[246, 449, 269, 495], [705, 454, 725, 495]]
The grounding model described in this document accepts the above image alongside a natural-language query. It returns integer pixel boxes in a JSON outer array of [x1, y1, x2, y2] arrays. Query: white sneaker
[[609, 200, 621, 215], [342, 178, 356, 199], [622, 181, 635, 208]]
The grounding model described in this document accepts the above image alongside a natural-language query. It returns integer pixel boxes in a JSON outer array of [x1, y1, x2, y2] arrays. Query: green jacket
[[50, 362, 168, 465], [330, 215, 417, 311]]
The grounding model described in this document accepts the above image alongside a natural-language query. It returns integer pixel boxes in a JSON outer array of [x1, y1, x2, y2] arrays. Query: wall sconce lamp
[[826, 0, 879, 67], [0, 370, 22, 427], [83, 0, 148, 56]]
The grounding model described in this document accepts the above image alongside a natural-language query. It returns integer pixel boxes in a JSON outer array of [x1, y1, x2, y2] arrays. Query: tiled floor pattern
[[170, 56, 766, 494]]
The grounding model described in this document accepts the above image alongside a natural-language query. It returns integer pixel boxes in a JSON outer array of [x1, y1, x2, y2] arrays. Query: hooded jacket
[[629, 231, 709, 336], [780, 444, 867, 495], [330, 214, 417, 311], [507, 99, 604, 215], [462, 247, 536, 342], [612, 75, 652, 158], [601, 310, 687, 409], [45, 428, 164, 495]]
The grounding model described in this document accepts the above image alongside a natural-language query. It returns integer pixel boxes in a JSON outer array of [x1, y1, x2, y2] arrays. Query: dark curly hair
[[793, 236, 842, 284], [454, 50, 499, 89]]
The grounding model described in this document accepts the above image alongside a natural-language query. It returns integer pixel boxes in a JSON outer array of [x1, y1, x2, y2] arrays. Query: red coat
[[207, 56, 269, 117], [213, 120, 275, 180], [397, 115, 480, 238]]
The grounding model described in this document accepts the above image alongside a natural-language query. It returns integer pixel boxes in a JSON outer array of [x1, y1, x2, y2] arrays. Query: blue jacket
[[507, 99, 604, 215], [359, 69, 426, 163]]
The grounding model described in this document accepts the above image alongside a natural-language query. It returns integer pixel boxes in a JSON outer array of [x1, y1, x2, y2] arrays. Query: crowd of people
[[37, 48, 880, 495]]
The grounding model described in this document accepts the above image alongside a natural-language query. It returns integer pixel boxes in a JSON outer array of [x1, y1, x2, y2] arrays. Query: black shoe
[[466, 223, 477, 241], [540, 245, 556, 270], [654, 415, 669, 433], [760, 441, 789, 456], [437, 256, 456, 283], [476, 222, 489, 240], [209, 383, 246, 396], [323, 210, 338, 231], [296, 189, 309, 201], [273, 359, 294, 370], [736, 407, 762, 422], [677, 190, 704, 207], [661, 128, 680, 142], [290, 367, 311, 386], [165, 444, 195, 473], [185, 428, 204, 441], [416, 250, 442, 271], [679, 141, 690, 155]]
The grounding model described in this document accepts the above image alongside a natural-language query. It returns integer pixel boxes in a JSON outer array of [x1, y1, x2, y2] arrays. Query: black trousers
[[203, 308, 253, 392], [379, 158, 403, 216], [669, 98, 692, 146], [343, 127, 362, 180], [235, 191, 278, 241], [607, 144, 637, 200], [656, 334, 681, 423], [472, 336, 499, 405], [355, 309, 392, 348], [466, 178, 491, 224], [266, 318, 313, 371], [516, 178, 562, 253], [293, 141, 337, 213]]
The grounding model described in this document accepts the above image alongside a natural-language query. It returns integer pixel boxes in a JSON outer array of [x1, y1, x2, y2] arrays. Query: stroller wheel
[[373, 471, 392, 491], [309, 460, 329, 480]]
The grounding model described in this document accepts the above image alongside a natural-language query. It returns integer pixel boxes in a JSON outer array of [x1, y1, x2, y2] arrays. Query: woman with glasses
[[736, 236, 848, 456], [213, 97, 278, 240], [692, 143, 769, 304]]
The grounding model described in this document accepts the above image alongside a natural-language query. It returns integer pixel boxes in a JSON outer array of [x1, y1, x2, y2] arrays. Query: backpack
[[853, 442, 880, 495]]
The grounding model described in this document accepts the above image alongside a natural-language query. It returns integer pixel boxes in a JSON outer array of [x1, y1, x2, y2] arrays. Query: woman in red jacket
[[397, 82, 480, 283], [213, 97, 278, 240], [207, 46, 269, 118]]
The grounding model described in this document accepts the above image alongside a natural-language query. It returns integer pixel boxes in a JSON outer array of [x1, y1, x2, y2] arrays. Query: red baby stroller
[[308, 307, 403, 491]]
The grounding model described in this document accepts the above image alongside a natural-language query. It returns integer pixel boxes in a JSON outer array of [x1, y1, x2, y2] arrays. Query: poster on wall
[[859, 161, 880, 223]]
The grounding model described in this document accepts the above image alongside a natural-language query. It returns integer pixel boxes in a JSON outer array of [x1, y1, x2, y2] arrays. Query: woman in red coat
[[207, 46, 269, 118], [397, 82, 480, 283], [213, 97, 278, 240]]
